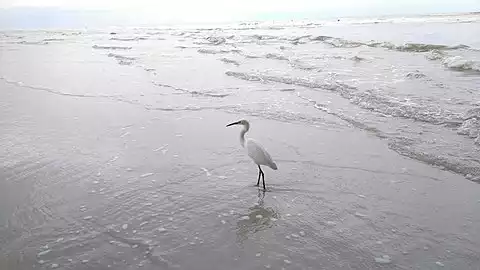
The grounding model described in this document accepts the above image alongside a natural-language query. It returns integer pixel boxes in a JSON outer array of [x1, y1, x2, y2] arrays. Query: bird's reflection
[[236, 189, 279, 243]]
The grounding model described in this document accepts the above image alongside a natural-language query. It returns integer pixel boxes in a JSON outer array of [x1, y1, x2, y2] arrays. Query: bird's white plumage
[[226, 119, 277, 190], [246, 138, 277, 170]]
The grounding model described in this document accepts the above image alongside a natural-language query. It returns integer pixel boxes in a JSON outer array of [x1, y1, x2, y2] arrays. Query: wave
[[107, 53, 136, 66], [219, 58, 240, 66], [298, 93, 480, 180], [225, 71, 461, 125], [92, 45, 132, 50], [265, 53, 289, 61], [458, 107, 480, 144], [426, 49, 446, 60], [442, 56, 480, 72], [250, 34, 278, 40], [406, 71, 427, 79], [110, 37, 148, 41], [309, 35, 471, 52], [152, 82, 230, 98], [369, 42, 470, 52], [205, 36, 226, 45], [0, 76, 118, 100], [43, 38, 64, 42], [388, 140, 480, 180], [197, 48, 241, 54], [16, 41, 48, 45]]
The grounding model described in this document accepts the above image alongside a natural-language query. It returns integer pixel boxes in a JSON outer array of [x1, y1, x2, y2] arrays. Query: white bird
[[226, 119, 277, 190]]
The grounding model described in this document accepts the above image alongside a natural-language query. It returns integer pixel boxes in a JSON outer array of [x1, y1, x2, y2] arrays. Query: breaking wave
[[442, 56, 480, 72], [107, 53, 136, 66], [309, 35, 472, 52], [110, 37, 148, 41], [92, 45, 132, 50], [197, 48, 241, 54], [225, 71, 462, 125]]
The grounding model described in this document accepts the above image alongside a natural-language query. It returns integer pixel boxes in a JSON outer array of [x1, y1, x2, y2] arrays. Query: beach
[[1, 13, 480, 270]]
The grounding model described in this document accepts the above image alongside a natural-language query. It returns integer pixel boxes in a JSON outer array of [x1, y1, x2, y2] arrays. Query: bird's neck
[[240, 126, 248, 147]]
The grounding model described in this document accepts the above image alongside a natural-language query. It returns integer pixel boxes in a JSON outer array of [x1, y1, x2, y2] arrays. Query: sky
[[0, 0, 479, 28]]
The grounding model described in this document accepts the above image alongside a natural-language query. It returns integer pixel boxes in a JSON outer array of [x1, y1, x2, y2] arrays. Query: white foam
[[357, 194, 366, 198], [168, 217, 173, 221], [153, 145, 168, 152], [83, 216, 93, 220], [354, 212, 367, 218], [221, 220, 226, 224], [38, 260, 45, 264], [56, 238, 64, 243], [141, 173, 154, 178], [284, 259, 291, 264], [264, 265, 271, 269], [374, 255, 391, 264], [51, 263, 59, 268], [256, 253, 262, 257], [38, 249, 51, 256], [436, 261, 445, 267], [291, 233, 299, 238], [122, 224, 128, 230], [240, 216, 250, 220], [81, 260, 89, 263], [201, 168, 212, 176], [255, 215, 263, 219], [299, 231, 305, 236], [158, 227, 167, 233], [140, 221, 149, 227]]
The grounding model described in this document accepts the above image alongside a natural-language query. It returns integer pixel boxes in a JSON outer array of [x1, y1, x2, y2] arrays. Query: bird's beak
[[226, 121, 241, 127]]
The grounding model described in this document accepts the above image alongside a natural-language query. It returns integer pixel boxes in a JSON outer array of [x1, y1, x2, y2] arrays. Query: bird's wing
[[246, 139, 276, 169]]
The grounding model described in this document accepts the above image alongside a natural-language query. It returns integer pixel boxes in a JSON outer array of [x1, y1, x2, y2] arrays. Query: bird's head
[[226, 119, 250, 129]]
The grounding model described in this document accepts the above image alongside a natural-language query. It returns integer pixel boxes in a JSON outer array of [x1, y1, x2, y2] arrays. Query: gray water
[[1, 13, 480, 270]]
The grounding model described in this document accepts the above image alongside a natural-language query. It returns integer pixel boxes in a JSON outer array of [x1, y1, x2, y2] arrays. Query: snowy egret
[[226, 120, 278, 190]]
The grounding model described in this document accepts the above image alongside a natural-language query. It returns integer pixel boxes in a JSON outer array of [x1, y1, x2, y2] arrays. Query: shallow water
[[1, 13, 480, 270]]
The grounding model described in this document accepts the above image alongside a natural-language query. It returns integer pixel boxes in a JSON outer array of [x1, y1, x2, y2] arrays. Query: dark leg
[[262, 171, 266, 190], [256, 165, 262, 186], [259, 166, 266, 190]]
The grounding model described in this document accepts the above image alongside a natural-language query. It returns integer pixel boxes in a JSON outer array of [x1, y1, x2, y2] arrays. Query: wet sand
[[1, 78, 480, 270]]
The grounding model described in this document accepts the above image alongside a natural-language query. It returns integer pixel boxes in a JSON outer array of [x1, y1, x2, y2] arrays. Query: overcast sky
[[0, 0, 479, 28]]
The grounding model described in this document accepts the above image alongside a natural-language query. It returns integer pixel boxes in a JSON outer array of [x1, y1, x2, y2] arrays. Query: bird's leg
[[259, 166, 266, 190], [262, 170, 266, 190], [256, 165, 262, 186]]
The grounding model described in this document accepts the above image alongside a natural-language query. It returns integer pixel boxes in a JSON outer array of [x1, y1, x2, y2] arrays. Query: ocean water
[[1, 13, 480, 270]]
